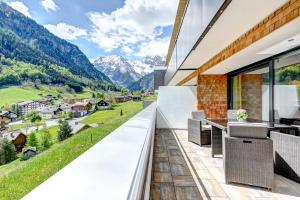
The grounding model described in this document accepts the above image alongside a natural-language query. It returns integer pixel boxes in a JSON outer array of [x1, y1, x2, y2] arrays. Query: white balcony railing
[[22, 102, 157, 200]]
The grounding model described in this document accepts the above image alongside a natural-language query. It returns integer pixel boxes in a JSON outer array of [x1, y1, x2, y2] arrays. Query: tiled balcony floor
[[151, 129, 300, 200], [150, 129, 203, 200]]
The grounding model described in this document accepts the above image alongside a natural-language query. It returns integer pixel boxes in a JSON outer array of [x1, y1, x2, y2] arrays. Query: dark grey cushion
[[227, 122, 268, 139]]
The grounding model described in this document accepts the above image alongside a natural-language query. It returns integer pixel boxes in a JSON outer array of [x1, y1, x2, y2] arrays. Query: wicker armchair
[[224, 123, 273, 190], [270, 131, 300, 183], [188, 111, 211, 146]]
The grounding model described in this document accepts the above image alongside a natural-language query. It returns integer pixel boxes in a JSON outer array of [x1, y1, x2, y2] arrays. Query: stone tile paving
[[150, 129, 203, 200]]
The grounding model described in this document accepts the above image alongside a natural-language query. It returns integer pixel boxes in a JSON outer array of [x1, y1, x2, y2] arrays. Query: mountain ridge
[[0, 2, 112, 85], [93, 55, 164, 88]]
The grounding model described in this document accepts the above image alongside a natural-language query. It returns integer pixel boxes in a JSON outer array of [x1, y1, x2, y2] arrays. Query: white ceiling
[[168, 70, 195, 86], [179, 0, 289, 70], [204, 17, 300, 74], [167, 0, 290, 85], [182, 76, 197, 86]]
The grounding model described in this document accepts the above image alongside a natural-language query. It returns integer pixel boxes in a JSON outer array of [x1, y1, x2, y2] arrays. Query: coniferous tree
[[57, 120, 72, 142], [0, 138, 17, 165], [40, 129, 51, 150], [27, 132, 38, 147]]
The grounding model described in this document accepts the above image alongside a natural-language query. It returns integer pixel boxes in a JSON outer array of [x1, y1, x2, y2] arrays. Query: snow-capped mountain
[[93, 55, 164, 87]]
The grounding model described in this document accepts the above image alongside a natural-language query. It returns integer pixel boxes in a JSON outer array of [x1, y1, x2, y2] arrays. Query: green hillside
[[0, 2, 111, 84], [0, 86, 95, 107]]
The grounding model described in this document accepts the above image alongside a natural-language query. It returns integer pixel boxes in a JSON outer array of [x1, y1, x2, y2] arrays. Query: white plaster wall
[[156, 86, 197, 129]]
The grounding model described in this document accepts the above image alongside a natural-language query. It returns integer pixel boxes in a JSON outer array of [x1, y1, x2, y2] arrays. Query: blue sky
[[4, 0, 178, 61]]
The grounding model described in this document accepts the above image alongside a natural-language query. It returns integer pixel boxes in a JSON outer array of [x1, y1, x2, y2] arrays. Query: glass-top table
[[203, 118, 297, 131], [203, 118, 298, 157]]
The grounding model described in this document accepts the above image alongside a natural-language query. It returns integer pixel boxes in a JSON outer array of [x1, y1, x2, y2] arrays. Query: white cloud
[[8, 1, 32, 18], [44, 23, 87, 40], [122, 46, 134, 54], [135, 37, 170, 57], [87, 0, 178, 57], [41, 0, 58, 12]]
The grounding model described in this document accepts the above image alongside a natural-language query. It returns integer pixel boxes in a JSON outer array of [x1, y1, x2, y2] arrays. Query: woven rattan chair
[[188, 111, 211, 146], [271, 131, 300, 183], [224, 123, 274, 190]]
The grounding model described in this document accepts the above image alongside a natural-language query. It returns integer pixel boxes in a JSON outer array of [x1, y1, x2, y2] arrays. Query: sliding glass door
[[229, 48, 300, 123], [274, 50, 300, 123], [231, 64, 270, 121]]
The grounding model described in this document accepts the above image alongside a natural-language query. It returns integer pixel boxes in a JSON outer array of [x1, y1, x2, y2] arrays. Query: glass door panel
[[274, 50, 300, 123], [232, 66, 270, 121]]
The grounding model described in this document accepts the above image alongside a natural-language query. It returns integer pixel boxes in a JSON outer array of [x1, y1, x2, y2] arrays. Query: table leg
[[211, 126, 223, 157]]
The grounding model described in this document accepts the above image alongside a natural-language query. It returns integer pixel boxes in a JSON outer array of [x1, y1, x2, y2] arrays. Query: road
[[9, 116, 88, 135]]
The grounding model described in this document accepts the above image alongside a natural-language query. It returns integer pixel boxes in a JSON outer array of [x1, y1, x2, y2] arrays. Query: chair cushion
[[228, 122, 268, 138]]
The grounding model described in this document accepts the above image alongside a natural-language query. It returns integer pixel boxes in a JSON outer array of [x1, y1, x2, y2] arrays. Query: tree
[[121, 88, 128, 96], [0, 138, 17, 165], [27, 132, 38, 147], [40, 129, 51, 150], [57, 120, 72, 142], [29, 113, 42, 123], [109, 94, 116, 105], [97, 92, 105, 100]]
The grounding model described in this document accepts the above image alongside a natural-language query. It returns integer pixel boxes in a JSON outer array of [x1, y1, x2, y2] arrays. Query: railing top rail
[[22, 102, 157, 200]]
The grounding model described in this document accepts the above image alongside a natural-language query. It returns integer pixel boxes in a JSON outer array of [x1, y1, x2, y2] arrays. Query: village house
[[36, 106, 63, 120], [0, 111, 18, 122], [3, 131, 27, 151], [0, 111, 10, 131], [70, 122, 93, 135], [71, 102, 92, 118], [0, 110, 17, 127], [95, 100, 110, 110], [131, 95, 141, 101], [58, 104, 72, 112], [17, 100, 49, 117], [114, 96, 128, 103], [64, 98, 85, 104], [22, 146, 37, 160], [43, 94, 55, 101]]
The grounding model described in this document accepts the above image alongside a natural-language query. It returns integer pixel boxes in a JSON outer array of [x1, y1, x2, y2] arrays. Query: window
[[232, 65, 270, 121], [274, 51, 300, 123], [229, 48, 300, 123]]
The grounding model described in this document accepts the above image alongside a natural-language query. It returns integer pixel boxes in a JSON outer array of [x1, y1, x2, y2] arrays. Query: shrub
[[40, 129, 51, 150], [27, 132, 38, 148], [29, 113, 42, 123], [57, 120, 72, 142], [0, 138, 17, 165]]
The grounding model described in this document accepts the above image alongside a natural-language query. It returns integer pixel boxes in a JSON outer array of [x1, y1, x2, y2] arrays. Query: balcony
[[164, 0, 227, 85], [22, 92, 300, 199]]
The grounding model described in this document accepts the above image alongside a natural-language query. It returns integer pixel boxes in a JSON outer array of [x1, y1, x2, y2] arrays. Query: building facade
[[17, 101, 49, 117], [164, 0, 300, 123]]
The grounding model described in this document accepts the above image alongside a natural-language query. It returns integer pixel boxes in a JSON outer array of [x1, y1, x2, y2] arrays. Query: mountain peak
[[93, 55, 165, 88], [142, 55, 165, 66]]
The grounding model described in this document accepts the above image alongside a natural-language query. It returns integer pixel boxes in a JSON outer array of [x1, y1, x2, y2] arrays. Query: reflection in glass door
[[232, 65, 270, 121], [274, 50, 300, 123]]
